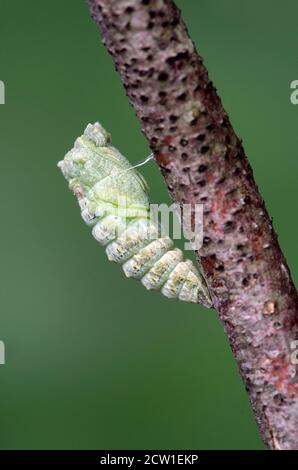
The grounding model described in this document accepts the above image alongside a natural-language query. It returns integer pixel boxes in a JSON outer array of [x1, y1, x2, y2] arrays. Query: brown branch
[[86, 0, 298, 450]]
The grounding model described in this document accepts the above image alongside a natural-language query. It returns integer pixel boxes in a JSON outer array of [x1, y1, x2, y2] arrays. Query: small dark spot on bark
[[201, 145, 210, 154], [168, 145, 176, 152], [166, 51, 190, 65], [205, 80, 213, 90], [169, 114, 178, 123], [233, 208, 243, 217], [140, 95, 149, 103], [200, 197, 208, 202], [149, 10, 156, 18], [177, 92, 187, 101], [158, 72, 169, 81], [182, 167, 190, 173], [147, 21, 154, 29], [206, 123, 215, 131], [234, 167, 241, 176], [216, 265, 225, 272], [169, 126, 177, 132], [142, 0, 150, 4], [198, 180, 206, 187], [225, 135, 231, 145], [160, 166, 171, 174], [224, 220, 235, 233], [237, 244, 244, 250], [244, 195, 251, 204], [221, 117, 229, 128], [125, 6, 134, 13], [246, 169, 254, 184], [217, 177, 225, 185], [242, 277, 249, 287], [198, 164, 208, 173], [203, 236, 211, 246], [196, 134, 205, 142], [190, 118, 198, 126], [180, 138, 188, 146], [226, 188, 238, 197], [181, 152, 188, 160], [273, 394, 284, 406]]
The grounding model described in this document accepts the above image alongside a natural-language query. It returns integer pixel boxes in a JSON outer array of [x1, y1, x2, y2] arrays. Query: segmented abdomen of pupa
[[58, 122, 212, 308]]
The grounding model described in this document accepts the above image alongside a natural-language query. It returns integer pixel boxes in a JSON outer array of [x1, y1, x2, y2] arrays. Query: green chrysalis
[[58, 123, 212, 307]]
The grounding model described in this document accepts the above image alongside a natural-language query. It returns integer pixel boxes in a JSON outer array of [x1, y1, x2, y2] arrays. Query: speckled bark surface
[[87, 0, 298, 450]]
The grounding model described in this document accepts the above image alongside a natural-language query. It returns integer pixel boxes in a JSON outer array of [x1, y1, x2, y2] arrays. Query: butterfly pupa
[[58, 122, 212, 308]]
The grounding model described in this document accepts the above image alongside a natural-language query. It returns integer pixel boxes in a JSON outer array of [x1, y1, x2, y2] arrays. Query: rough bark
[[86, 0, 298, 450]]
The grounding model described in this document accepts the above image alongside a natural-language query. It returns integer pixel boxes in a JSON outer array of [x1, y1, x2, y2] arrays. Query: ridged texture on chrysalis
[[58, 123, 212, 307]]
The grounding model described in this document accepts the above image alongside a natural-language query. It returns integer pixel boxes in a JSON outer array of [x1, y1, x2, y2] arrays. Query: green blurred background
[[0, 0, 297, 450]]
